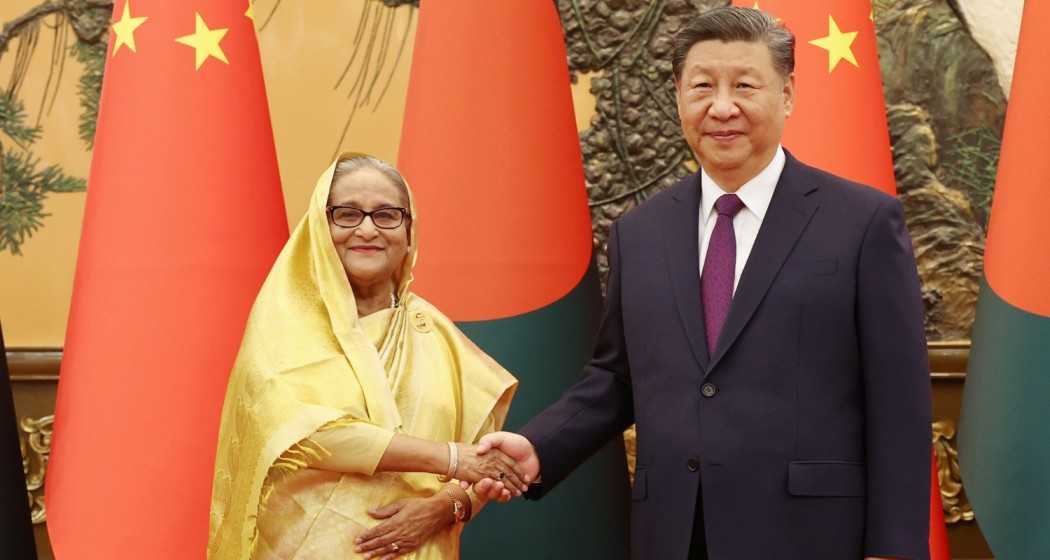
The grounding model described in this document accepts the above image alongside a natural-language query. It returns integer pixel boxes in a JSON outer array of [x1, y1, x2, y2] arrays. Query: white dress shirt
[[698, 146, 786, 294]]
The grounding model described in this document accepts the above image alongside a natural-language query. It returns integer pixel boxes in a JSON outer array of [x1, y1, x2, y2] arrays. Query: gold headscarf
[[208, 157, 516, 558]]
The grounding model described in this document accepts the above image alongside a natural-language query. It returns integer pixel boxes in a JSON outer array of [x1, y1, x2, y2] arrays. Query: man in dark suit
[[476, 7, 930, 559]]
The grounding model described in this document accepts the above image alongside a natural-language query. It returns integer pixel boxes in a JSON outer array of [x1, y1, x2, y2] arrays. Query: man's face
[[675, 39, 794, 186]]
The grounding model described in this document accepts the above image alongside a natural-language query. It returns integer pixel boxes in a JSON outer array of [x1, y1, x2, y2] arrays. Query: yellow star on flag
[[111, 0, 148, 57], [808, 15, 859, 73], [246, 1, 254, 21], [749, 3, 780, 23], [175, 12, 229, 70]]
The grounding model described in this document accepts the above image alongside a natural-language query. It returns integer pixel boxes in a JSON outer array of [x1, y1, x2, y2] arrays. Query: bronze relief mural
[[876, 0, 1003, 340]]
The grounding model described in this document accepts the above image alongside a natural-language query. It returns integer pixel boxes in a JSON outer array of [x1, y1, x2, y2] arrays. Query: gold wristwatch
[[451, 498, 466, 522], [446, 488, 468, 522]]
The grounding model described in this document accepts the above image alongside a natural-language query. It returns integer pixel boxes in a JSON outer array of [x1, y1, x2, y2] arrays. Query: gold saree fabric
[[208, 160, 517, 559]]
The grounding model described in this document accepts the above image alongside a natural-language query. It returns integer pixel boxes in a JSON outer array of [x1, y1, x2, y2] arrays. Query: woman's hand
[[454, 444, 529, 495], [354, 495, 452, 559]]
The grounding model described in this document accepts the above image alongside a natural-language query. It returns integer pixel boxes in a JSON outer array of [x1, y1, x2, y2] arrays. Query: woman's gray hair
[[672, 6, 795, 80], [331, 155, 411, 206]]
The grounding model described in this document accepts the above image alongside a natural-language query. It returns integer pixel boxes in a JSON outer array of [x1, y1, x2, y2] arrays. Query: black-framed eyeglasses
[[327, 206, 411, 229]]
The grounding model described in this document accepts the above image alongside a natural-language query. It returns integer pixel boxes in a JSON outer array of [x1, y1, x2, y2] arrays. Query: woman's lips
[[350, 246, 383, 254]]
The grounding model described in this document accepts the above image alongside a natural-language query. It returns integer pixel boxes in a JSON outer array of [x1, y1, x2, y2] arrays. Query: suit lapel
[[662, 174, 710, 372], [706, 153, 820, 375]]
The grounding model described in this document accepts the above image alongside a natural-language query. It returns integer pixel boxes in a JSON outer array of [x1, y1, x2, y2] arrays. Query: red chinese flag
[[734, 1, 894, 193], [732, 2, 950, 558], [929, 453, 951, 560], [45, 1, 287, 557]]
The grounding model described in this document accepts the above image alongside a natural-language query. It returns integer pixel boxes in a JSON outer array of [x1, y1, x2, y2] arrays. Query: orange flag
[[45, 1, 287, 557], [398, 1, 630, 557], [733, 2, 949, 558], [398, 3, 592, 321], [959, 2, 1050, 557]]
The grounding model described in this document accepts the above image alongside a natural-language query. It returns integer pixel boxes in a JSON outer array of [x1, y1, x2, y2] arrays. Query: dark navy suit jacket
[[521, 153, 931, 559]]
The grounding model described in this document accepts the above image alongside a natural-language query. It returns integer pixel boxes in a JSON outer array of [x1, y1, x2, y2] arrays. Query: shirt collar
[[699, 145, 785, 221]]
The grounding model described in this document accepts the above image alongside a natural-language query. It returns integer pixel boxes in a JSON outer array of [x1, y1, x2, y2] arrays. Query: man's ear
[[783, 72, 796, 117]]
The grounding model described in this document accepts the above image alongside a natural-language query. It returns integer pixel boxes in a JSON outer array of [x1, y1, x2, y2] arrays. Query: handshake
[[457, 431, 541, 502]]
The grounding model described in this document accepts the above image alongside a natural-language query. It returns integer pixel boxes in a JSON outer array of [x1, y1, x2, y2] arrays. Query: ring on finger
[[390, 542, 400, 553]]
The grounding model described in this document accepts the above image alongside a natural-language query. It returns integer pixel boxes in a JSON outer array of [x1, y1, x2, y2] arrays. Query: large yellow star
[[111, 0, 148, 57], [175, 13, 229, 70], [808, 15, 859, 73]]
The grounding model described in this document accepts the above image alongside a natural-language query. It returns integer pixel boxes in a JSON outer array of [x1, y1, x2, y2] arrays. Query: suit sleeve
[[520, 220, 634, 499], [856, 197, 932, 559]]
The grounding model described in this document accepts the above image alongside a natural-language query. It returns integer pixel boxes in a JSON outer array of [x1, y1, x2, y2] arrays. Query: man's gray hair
[[331, 154, 410, 205], [671, 6, 795, 80]]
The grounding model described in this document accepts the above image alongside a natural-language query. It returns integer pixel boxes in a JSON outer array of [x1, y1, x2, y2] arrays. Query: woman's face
[[328, 167, 411, 294]]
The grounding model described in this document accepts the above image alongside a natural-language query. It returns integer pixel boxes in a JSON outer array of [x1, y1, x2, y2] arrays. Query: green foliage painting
[[0, 0, 111, 255]]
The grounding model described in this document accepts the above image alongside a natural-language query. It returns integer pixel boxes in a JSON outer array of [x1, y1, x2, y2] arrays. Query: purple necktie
[[701, 193, 745, 354]]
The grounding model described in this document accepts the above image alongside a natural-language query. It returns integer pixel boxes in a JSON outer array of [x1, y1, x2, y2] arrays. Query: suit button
[[700, 382, 718, 398], [687, 458, 699, 472]]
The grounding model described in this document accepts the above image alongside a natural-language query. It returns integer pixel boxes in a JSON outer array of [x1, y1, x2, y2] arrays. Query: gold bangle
[[439, 442, 459, 482]]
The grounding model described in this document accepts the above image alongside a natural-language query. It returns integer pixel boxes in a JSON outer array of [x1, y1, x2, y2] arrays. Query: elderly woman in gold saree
[[209, 155, 526, 560]]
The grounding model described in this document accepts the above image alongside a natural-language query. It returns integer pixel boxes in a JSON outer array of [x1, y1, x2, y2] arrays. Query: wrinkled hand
[[472, 432, 540, 501], [455, 444, 529, 496], [354, 496, 450, 559]]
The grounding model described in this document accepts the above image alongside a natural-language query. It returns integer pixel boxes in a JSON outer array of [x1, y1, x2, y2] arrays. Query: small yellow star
[[749, 2, 780, 23], [175, 12, 229, 70], [111, 0, 148, 57], [245, 1, 254, 21], [808, 15, 858, 73]]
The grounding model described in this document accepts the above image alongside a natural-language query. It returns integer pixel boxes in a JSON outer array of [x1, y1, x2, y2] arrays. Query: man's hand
[[454, 444, 528, 495], [471, 432, 540, 501]]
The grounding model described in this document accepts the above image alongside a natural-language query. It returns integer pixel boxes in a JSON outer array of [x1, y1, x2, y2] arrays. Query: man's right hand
[[472, 432, 540, 501]]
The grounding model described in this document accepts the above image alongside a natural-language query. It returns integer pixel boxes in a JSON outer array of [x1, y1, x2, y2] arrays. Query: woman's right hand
[[454, 444, 529, 495]]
